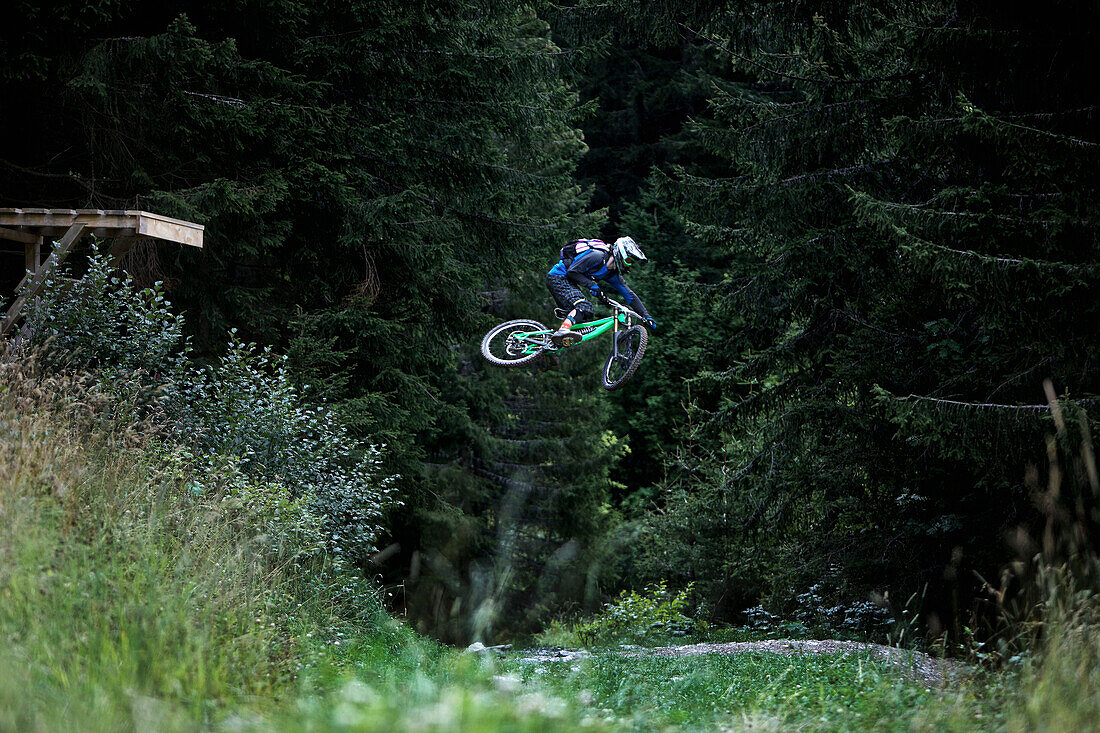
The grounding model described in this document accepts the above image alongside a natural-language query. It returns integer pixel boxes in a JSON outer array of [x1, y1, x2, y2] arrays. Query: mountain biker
[[546, 236, 656, 347]]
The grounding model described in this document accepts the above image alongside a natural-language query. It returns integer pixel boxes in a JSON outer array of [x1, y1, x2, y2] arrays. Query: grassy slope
[[2, 360, 1095, 732], [0, 362, 600, 731]]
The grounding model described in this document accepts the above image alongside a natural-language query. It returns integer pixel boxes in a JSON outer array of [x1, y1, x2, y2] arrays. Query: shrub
[[20, 243, 189, 386], [12, 245, 396, 567], [744, 575, 892, 641], [169, 335, 398, 563], [571, 582, 701, 645]]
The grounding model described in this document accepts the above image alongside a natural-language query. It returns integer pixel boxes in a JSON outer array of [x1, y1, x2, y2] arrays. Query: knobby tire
[[602, 325, 647, 390], [481, 319, 550, 367]]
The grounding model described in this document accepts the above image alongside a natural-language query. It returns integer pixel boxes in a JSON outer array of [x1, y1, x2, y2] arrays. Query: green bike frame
[[516, 312, 631, 355]]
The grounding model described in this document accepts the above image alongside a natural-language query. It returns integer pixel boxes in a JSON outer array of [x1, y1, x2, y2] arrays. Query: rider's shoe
[[551, 329, 581, 347]]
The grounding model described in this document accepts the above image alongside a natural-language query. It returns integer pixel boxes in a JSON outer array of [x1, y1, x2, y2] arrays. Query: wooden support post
[[2, 222, 85, 337], [107, 235, 136, 268], [25, 235, 43, 275]]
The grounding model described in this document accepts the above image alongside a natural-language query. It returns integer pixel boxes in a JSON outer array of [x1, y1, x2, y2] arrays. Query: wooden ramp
[[0, 208, 204, 337]]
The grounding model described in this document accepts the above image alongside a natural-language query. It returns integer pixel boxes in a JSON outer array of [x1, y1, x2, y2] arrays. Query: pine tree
[[598, 0, 1100, 627], [0, 0, 608, 636]]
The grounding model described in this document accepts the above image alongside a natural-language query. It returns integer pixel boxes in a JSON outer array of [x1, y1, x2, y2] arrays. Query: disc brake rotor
[[505, 333, 527, 356]]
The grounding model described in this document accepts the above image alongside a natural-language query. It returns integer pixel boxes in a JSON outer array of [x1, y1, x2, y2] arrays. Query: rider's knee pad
[[574, 299, 595, 324]]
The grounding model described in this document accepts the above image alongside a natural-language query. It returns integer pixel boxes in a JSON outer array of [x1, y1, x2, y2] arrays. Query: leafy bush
[[21, 243, 188, 385], [571, 582, 701, 645], [154, 443, 329, 562], [169, 335, 398, 563], [14, 246, 396, 567], [744, 574, 892, 641]]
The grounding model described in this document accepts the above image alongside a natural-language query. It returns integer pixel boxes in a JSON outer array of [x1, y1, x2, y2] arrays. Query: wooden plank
[[34, 222, 87, 288], [74, 211, 139, 230], [107, 235, 137, 267], [137, 212, 204, 248], [0, 226, 41, 245], [2, 223, 86, 337], [7, 223, 82, 300], [0, 208, 132, 235]]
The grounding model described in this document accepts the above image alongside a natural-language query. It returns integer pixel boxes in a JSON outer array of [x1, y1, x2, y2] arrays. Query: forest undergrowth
[[2, 348, 1099, 731]]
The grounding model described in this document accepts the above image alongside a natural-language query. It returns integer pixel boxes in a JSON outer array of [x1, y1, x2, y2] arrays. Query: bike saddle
[[554, 307, 570, 320]]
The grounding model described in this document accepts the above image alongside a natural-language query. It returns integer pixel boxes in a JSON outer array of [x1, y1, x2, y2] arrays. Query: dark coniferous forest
[[2, 0, 1098, 646]]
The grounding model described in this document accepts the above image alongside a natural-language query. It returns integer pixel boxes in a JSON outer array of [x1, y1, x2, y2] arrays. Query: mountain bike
[[480, 298, 649, 391]]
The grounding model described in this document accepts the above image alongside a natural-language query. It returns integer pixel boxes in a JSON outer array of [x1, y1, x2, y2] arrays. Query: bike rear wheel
[[602, 325, 647, 390], [481, 319, 551, 367]]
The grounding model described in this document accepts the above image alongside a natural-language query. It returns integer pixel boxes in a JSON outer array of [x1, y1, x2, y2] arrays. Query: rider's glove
[[644, 317, 657, 331], [592, 288, 613, 306]]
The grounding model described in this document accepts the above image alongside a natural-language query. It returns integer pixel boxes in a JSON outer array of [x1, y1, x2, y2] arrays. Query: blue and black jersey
[[547, 248, 650, 320]]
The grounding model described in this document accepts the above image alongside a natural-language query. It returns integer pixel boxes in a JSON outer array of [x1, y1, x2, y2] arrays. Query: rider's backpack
[[559, 239, 609, 266]]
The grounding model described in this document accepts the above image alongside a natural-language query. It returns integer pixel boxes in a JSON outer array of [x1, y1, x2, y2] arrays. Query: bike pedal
[[551, 332, 582, 348]]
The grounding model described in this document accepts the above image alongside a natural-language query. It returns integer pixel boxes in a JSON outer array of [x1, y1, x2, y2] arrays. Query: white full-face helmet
[[612, 236, 647, 271]]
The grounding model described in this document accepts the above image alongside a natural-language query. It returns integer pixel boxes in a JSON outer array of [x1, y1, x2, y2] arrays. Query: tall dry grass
[[997, 383, 1100, 729], [0, 356, 350, 731]]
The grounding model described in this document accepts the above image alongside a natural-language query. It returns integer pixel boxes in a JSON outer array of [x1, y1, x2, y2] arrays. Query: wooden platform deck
[[0, 208, 203, 248], [1, 208, 204, 336]]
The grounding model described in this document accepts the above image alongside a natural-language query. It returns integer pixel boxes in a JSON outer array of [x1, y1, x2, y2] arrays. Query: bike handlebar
[[605, 298, 644, 321]]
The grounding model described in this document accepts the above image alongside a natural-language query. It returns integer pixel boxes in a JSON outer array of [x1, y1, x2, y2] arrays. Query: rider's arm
[[604, 274, 651, 319]]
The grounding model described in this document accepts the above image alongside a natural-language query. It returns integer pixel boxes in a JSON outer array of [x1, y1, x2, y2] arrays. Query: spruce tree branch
[[101, 84, 332, 116], [917, 115, 1100, 149], [869, 199, 1093, 226], [399, 47, 571, 58], [0, 158, 96, 194], [361, 93, 571, 115], [895, 394, 1054, 411], [898, 229, 1095, 271], [730, 98, 888, 133], [682, 161, 892, 191], [679, 24, 914, 86], [299, 31, 571, 57], [392, 219, 447, 227], [988, 358, 1056, 400], [1002, 105, 1100, 122], [995, 117, 1100, 148], [832, 307, 906, 339], [182, 91, 247, 107], [998, 189, 1096, 202]]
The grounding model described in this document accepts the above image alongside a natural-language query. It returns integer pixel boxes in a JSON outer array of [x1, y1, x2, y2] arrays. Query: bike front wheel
[[481, 319, 551, 367], [602, 325, 647, 390]]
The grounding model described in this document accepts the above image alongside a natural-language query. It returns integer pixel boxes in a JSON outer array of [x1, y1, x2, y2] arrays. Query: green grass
[[0, 369, 303, 729], [3, 359, 1099, 731], [502, 651, 997, 731], [0, 360, 600, 732]]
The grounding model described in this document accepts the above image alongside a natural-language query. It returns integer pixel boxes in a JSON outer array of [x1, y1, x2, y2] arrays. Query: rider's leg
[[552, 298, 593, 345], [547, 274, 590, 346], [557, 296, 587, 330]]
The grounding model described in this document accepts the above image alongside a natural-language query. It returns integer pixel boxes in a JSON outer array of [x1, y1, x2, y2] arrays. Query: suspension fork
[[610, 309, 631, 360]]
